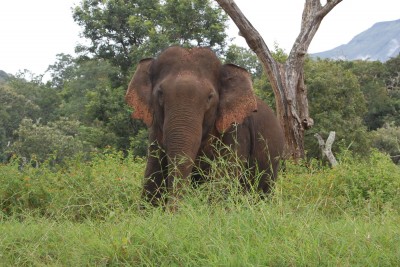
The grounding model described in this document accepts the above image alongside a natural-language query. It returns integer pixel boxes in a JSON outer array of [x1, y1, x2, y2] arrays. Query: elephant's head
[[126, 46, 257, 193]]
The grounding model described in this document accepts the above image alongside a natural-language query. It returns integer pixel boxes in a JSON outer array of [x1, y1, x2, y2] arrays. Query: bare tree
[[216, 0, 342, 159], [315, 132, 338, 167]]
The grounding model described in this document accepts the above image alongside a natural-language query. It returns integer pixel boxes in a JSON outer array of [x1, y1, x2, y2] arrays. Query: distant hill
[[311, 19, 400, 62], [0, 70, 10, 83]]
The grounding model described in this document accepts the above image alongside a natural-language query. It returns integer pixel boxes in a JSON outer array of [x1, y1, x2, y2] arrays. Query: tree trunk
[[215, 0, 342, 159]]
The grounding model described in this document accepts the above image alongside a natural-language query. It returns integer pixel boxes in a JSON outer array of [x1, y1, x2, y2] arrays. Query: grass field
[[1, 150, 399, 266]]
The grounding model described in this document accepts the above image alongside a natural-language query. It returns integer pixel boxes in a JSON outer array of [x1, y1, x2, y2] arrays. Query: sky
[[0, 0, 399, 76]]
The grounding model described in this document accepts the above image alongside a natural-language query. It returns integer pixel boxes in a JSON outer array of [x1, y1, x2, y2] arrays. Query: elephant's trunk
[[163, 108, 203, 209]]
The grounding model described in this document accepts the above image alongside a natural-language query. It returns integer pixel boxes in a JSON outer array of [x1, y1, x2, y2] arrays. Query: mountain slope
[[312, 19, 400, 62], [0, 70, 10, 83]]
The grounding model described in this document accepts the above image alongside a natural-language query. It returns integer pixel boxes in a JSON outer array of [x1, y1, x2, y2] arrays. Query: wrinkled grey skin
[[126, 46, 284, 208]]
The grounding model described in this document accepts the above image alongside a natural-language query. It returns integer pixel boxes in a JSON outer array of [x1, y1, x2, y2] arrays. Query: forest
[[2, 50, 400, 164], [0, 1, 400, 265], [0, 0, 399, 164]]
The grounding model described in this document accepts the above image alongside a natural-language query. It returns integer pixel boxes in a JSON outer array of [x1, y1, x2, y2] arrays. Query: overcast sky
[[0, 0, 399, 75]]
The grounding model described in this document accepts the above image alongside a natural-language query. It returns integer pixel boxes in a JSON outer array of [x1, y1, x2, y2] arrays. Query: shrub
[[277, 150, 400, 215], [0, 151, 144, 221], [371, 124, 400, 164]]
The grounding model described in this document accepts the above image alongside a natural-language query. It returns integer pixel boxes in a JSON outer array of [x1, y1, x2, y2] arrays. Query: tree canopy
[[73, 0, 228, 75]]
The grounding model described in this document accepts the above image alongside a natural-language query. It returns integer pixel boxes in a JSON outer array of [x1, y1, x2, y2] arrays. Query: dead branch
[[314, 131, 338, 167]]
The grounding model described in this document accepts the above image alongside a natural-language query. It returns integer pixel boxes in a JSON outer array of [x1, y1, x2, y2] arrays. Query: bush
[[9, 118, 118, 165], [371, 124, 400, 164], [0, 151, 144, 220], [130, 128, 148, 157], [10, 118, 86, 164], [2, 145, 399, 221], [277, 150, 400, 215]]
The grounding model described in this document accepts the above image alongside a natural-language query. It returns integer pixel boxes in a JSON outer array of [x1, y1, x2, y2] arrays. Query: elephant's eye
[[207, 93, 213, 103]]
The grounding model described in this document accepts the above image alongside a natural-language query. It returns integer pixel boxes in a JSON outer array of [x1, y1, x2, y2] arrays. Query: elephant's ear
[[216, 64, 257, 133], [125, 58, 154, 127]]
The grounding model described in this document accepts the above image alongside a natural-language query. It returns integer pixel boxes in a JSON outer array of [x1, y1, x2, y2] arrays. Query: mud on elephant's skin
[[126, 46, 285, 208]]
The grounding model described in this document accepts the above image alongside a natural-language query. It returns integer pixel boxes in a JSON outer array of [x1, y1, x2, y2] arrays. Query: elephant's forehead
[[154, 48, 221, 75], [159, 46, 218, 61], [154, 64, 220, 87], [163, 71, 215, 89]]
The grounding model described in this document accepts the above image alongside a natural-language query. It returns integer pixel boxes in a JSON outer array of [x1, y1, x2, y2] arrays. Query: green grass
[[1, 150, 400, 266]]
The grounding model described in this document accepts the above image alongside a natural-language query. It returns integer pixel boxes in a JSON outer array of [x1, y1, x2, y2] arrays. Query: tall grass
[[0, 150, 399, 266]]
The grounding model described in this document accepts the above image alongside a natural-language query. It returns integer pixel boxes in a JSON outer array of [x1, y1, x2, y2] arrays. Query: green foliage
[[305, 59, 369, 158], [384, 54, 400, 92], [54, 58, 133, 151], [0, 85, 40, 135], [0, 74, 60, 162], [10, 118, 89, 164], [280, 150, 400, 215], [383, 54, 400, 125], [130, 128, 148, 157], [371, 124, 400, 164], [253, 73, 276, 109], [8, 71, 61, 123], [46, 53, 76, 89], [271, 42, 288, 63], [0, 150, 144, 220], [73, 0, 228, 74], [340, 60, 395, 129], [163, 0, 228, 49]]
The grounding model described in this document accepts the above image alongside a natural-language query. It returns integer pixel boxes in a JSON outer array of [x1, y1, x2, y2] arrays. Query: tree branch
[[289, 0, 343, 62], [314, 132, 338, 167], [214, 0, 277, 71], [318, 0, 343, 18]]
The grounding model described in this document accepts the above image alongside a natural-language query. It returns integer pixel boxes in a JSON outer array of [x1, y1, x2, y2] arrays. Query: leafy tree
[[7, 71, 61, 123], [0, 72, 61, 161], [10, 118, 85, 164], [46, 54, 76, 90], [73, 0, 228, 75], [383, 54, 400, 125], [339, 60, 393, 130], [0, 84, 41, 162], [53, 58, 132, 151], [57, 60, 118, 121], [163, 0, 227, 48], [304, 59, 369, 158], [9, 118, 117, 164], [384, 54, 400, 92]]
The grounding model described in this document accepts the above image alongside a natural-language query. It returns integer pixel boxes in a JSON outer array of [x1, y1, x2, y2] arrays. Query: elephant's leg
[[257, 161, 277, 195], [221, 121, 253, 191], [256, 168, 273, 195], [254, 136, 279, 195], [142, 145, 168, 206]]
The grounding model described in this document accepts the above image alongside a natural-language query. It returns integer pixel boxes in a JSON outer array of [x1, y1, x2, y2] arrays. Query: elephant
[[126, 46, 285, 209]]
